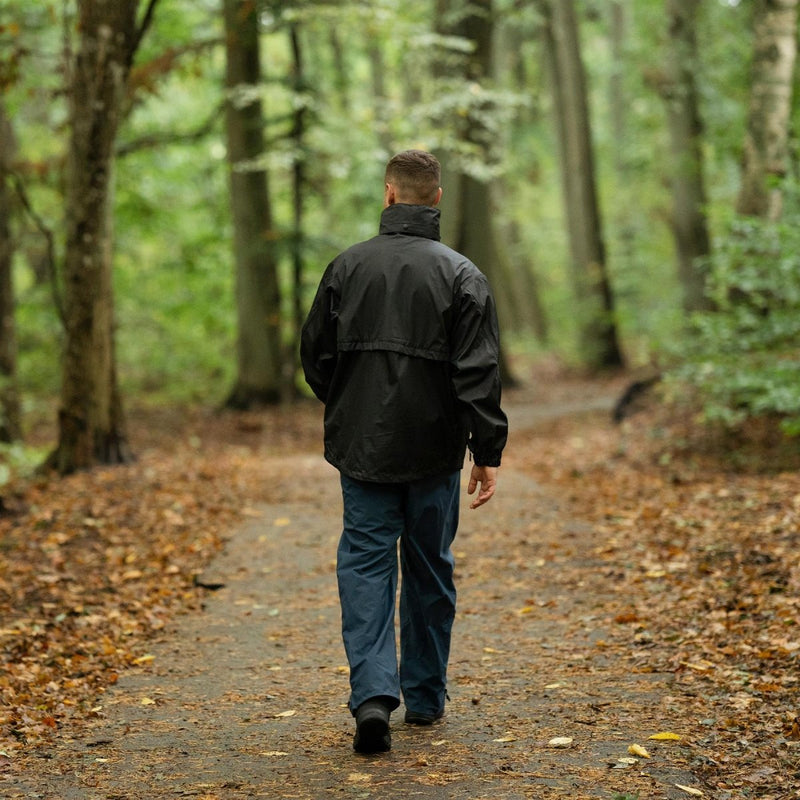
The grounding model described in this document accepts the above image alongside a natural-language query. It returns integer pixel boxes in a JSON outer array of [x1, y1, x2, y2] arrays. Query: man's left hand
[[467, 465, 497, 509]]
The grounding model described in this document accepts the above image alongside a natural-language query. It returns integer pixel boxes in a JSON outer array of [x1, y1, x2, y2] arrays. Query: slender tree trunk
[[736, 0, 799, 220], [327, 29, 351, 114], [289, 23, 306, 389], [0, 101, 21, 443], [223, 0, 283, 408], [661, 0, 713, 312], [609, 1, 627, 178], [367, 41, 393, 154], [539, 0, 624, 368], [49, 0, 151, 473]]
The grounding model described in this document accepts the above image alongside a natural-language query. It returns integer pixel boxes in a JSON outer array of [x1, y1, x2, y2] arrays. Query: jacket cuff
[[469, 448, 502, 468]]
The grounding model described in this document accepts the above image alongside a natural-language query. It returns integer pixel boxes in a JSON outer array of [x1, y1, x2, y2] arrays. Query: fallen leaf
[[273, 517, 291, 527], [140, 697, 156, 706], [274, 709, 297, 718], [548, 736, 573, 748], [260, 751, 288, 757], [675, 785, 704, 797], [680, 660, 715, 673], [493, 735, 517, 743], [132, 654, 155, 665], [649, 731, 682, 741], [628, 743, 650, 758]]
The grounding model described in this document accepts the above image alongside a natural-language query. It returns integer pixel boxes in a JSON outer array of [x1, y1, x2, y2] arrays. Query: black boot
[[353, 698, 391, 753]]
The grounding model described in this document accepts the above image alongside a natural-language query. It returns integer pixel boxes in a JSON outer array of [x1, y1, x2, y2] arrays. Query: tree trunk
[[434, 0, 520, 385], [289, 22, 306, 392], [0, 101, 21, 443], [223, 0, 283, 409], [540, 0, 624, 368], [736, 0, 799, 220], [49, 0, 148, 473], [609, 1, 627, 178], [661, 0, 713, 312]]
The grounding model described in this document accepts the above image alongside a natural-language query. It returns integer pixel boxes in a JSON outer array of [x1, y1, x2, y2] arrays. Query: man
[[300, 149, 507, 754]]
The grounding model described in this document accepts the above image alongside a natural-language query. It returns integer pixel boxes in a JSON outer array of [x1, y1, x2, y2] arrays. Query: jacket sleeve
[[300, 263, 338, 403], [449, 272, 508, 467]]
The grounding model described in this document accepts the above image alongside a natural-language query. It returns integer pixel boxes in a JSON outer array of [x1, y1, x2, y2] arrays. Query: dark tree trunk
[[660, 0, 714, 312], [0, 101, 21, 443], [289, 22, 307, 391], [223, 0, 284, 409], [433, 0, 520, 385], [539, 0, 624, 368], [48, 0, 153, 473]]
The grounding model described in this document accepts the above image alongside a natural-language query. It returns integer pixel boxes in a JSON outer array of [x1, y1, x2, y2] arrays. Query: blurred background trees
[[1, 0, 799, 474]]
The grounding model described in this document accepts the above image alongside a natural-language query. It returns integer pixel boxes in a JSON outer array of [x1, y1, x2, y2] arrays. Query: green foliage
[[2, 0, 794, 425], [668, 199, 800, 434], [0, 441, 47, 488]]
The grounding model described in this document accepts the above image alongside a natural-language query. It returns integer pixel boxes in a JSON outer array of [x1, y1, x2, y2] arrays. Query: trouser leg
[[337, 475, 403, 714], [399, 471, 460, 717]]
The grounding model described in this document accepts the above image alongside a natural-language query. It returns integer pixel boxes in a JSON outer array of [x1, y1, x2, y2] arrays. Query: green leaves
[[669, 196, 800, 435]]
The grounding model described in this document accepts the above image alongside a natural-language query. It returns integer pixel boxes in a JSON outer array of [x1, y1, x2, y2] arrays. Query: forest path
[[10, 391, 705, 800]]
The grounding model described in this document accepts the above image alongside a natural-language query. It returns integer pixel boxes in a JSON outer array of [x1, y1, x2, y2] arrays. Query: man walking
[[301, 150, 508, 754]]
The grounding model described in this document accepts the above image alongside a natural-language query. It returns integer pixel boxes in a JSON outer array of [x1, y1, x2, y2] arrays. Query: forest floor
[[1, 360, 799, 800]]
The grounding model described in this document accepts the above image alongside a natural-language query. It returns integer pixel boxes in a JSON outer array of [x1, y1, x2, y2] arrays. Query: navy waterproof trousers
[[337, 471, 460, 717]]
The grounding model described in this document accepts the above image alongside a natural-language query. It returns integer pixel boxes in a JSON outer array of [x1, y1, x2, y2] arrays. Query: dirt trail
[[9, 395, 705, 799]]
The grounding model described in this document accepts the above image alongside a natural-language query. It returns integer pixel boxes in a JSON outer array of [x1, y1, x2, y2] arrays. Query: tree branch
[[130, 0, 161, 64], [10, 173, 65, 325], [116, 103, 224, 157]]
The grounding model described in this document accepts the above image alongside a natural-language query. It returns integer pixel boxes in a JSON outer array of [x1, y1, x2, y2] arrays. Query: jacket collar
[[379, 203, 441, 241]]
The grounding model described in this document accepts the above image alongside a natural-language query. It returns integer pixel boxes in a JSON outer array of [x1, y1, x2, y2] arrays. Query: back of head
[[385, 150, 441, 206]]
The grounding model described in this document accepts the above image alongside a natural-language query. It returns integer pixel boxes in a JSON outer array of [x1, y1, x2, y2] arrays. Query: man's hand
[[467, 465, 497, 509]]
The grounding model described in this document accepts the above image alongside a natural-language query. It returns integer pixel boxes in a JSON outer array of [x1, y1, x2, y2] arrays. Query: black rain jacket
[[300, 203, 508, 483]]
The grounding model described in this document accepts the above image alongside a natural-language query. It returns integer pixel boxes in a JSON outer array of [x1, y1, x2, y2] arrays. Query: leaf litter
[[1, 366, 799, 798]]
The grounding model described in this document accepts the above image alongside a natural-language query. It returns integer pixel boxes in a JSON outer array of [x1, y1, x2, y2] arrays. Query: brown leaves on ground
[[2, 366, 799, 798], [0, 403, 318, 754], [505, 365, 800, 798]]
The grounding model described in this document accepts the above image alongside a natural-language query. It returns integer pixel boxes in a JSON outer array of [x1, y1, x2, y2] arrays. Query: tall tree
[[0, 101, 21, 443], [538, 0, 624, 368], [434, 0, 525, 382], [222, 0, 283, 408], [49, 0, 158, 473], [289, 21, 308, 378], [659, 0, 713, 312], [736, 0, 798, 220]]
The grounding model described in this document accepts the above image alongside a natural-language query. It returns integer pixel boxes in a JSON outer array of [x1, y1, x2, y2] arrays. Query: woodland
[[1, 0, 800, 797]]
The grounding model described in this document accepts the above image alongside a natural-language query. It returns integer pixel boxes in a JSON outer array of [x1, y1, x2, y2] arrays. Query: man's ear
[[432, 187, 443, 207], [384, 182, 396, 207]]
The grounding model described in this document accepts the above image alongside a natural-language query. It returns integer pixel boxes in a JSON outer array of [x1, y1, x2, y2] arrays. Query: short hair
[[385, 150, 441, 206]]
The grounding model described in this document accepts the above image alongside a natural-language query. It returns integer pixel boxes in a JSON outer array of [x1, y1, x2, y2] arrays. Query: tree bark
[[49, 0, 149, 473], [0, 101, 21, 443], [289, 22, 306, 391], [539, 0, 624, 368], [736, 0, 799, 220], [661, 0, 713, 312], [433, 0, 522, 384], [223, 0, 284, 409]]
